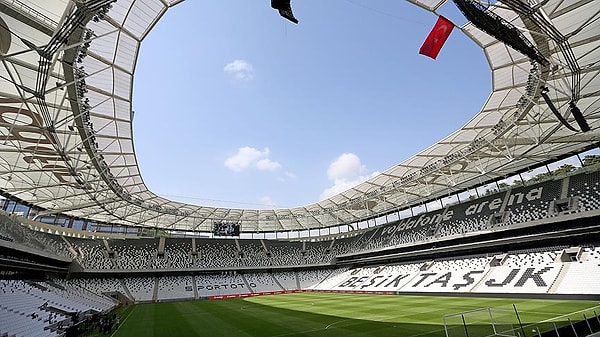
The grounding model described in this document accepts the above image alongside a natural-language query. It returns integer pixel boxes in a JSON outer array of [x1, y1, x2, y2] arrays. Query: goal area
[[443, 306, 517, 337]]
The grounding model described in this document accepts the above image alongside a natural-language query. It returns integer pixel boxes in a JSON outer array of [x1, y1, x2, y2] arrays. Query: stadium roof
[[0, 0, 598, 233]]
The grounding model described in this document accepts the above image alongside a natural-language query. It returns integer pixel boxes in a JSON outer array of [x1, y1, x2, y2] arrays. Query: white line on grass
[[268, 314, 394, 337], [269, 312, 447, 337], [325, 319, 352, 329], [110, 305, 137, 337], [531, 304, 600, 325]]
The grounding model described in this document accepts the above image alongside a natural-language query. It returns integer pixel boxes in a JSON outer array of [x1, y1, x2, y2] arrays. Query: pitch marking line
[[325, 319, 352, 329], [534, 304, 600, 325], [110, 305, 137, 337]]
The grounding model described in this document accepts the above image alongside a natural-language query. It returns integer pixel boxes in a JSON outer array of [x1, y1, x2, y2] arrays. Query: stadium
[[0, 0, 600, 336]]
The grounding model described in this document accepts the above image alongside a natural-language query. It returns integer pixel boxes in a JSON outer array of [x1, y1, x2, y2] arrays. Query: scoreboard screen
[[213, 222, 240, 236]]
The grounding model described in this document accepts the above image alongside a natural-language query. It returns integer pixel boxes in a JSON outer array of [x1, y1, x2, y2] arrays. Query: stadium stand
[[272, 271, 298, 290], [5, 167, 596, 276], [296, 269, 333, 289], [43, 280, 116, 313], [239, 240, 270, 267], [264, 240, 305, 266], [0, 278, 116, 337], [67, 237, 113, 270], [552, 246, 600, 295], [436, 192, 502, 238], [0, 213, 71, 259], [196, 239, 241, 269], [122, 277, 155, 303], [0, 0, 598, 335], [156, 275, 195, 301], [474, 249, 564, 294], [110, 239, 157, 270], [303, 240, 334, 264], [1, 167, 600, 336], [504, 180, 562, 225], [311, 241, 600, 296], [196, 273, 251, 298], [62, 278, 125, 303], [243, 273, 282, 293], [568, 170, 600, 213], [162, 238, 194, 269]]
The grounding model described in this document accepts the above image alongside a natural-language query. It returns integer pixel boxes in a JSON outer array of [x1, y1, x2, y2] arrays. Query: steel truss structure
[[0, 0, 598, 232]]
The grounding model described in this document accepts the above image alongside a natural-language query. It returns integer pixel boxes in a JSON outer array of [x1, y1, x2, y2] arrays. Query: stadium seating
[[4, 166, 596, 275], [553, 246, 600, 294], [0, 213, 71, 259], [68, 237, 113, 270], [110, 239, 157, 270], [122, 277, 155, 302], [243, 273, 282, 293], [1, 167, 600, 320], [272, 271, 298, 290], [196, 239, 241, 269], [0, 279, 115, 337], [504, 180, 562, 225], [239, 240, 270, 267], [296, 269, 332, 289], [44, 279, 116, 312], [163, 238, 194, 269], [265, 240, 305, 266], [303, 240, 333, 264], [568, 170, 600, 212], [196, 273, 250, 297], [311, 245, 600, 296], [156, 275, 195, 301], [64, 278, 125, 302]]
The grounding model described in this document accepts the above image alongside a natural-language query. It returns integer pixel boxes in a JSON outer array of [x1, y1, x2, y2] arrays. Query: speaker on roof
[[541, 87, 590, 133], [570, 102, 590, 133], [271, 0, 298, 24], [453, 0, 548, 66]]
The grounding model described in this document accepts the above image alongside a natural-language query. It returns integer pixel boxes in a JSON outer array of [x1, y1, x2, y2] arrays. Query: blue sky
[[132, 0, 491, 209]]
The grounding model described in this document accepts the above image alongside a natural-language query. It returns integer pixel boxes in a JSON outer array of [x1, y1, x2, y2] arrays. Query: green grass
[[109, 293, 600, 337]]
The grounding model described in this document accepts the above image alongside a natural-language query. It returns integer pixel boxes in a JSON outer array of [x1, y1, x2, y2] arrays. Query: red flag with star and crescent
[[419, 16, 454, 59]]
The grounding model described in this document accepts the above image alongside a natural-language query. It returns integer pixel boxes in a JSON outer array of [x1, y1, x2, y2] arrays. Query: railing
[[0, 0, 58, 30]]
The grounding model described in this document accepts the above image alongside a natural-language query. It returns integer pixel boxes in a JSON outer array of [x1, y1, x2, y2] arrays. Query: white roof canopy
[[0, 0, 598, 232]]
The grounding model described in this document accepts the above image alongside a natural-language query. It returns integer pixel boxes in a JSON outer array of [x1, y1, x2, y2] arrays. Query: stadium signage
[[410, 271, 485, 290], [338, 274, 411, 289], [382, 211, 453, 235], [464, 187, 543, 215], [197, 282, 257, 291], [334, 267, 555, 292], [379, 186, 544, 235], [483, 267, 553, 288], [0, 101, 90, 190], [0, 101, 193, 217]]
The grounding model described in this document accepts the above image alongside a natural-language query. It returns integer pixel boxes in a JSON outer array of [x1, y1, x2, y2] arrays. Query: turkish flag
[[419, 16, 454, 59]]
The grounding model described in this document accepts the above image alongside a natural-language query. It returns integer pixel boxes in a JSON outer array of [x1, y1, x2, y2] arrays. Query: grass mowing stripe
[[112, 293, 599, 337]]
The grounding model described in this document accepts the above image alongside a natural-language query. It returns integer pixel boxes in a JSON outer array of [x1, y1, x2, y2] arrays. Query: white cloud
[[224, 59, 254, 81], [224, 146, 281, 172], [224, 147, 264, 172], [327, 153, 366, 181], [320, 153, 379, 200], [277, 171, 297, 183], [256, 158, 281, 171], [258, 196, 277, 208]]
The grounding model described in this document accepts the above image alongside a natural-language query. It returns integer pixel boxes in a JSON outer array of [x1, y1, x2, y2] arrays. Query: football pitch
[[110, 293, 600, 337]]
